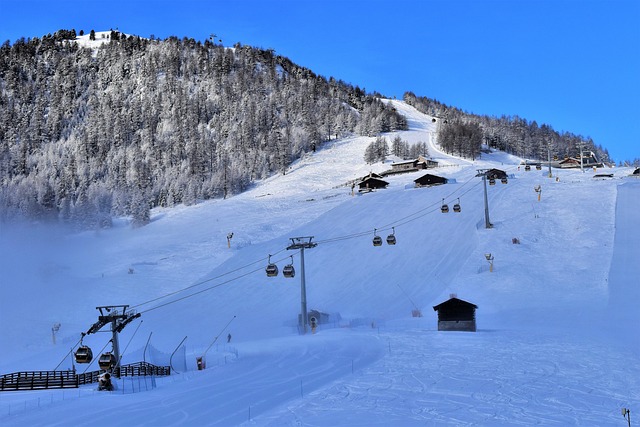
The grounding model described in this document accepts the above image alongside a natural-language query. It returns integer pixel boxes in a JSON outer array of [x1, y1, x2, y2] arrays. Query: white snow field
[[0, 100, 638, 426]]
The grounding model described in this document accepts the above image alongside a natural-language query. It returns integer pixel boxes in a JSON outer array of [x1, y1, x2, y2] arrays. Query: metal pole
[[482, 174, 491, 229], [547, 143, 552, 178], [111, 318, 120, 374], [170, 336, 188, 374], [579, 142, 584, 173], [143, 331, 152, 363], [287, 237, 316, 335], [300, 246, 308, 334]]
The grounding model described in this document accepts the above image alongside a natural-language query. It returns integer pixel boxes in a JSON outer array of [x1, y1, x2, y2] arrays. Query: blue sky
[[1, 0, 638, 163]]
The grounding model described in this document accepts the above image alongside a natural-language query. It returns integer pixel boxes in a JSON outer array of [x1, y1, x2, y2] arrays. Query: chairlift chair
[[441, 199, 449, 213], [98, 352, 116, 371], [386, 227, 397, 245], [74, 346, 93, 364], [283, 257, 295, 278]]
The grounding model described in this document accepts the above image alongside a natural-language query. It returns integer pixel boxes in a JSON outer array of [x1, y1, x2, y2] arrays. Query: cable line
[[128, 164, 516, 314]]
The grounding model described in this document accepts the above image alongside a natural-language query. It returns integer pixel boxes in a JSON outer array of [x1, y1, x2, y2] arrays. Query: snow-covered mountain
[[1, 100, 638, 426]]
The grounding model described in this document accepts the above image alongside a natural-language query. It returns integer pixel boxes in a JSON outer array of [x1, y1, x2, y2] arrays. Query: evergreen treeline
[[364, 135, 429, 164], [0, 30, 407, 228], [403, 92, 612, 164]]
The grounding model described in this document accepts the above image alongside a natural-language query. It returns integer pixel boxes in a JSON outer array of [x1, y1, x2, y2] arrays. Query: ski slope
[[1, 101, 638, 426]]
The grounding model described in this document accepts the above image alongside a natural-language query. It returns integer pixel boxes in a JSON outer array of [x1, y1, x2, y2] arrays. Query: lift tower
[[286, 237, 317, 334], [85, 305, 141, 375]]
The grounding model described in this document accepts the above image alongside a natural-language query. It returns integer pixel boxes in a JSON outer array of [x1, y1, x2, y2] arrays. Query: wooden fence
[[0, 370, 78, 391], [1, 362, 171, 391]]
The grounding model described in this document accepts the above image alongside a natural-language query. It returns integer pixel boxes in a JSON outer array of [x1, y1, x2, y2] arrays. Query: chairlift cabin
[[265, 263, 278, 277], [441, 199, 449, 213], [453, 199, 461, 213], [266, 255, 278, 277], [372, 229, 383, 246], [74, 346, 93, 364], [536, 164, 542, 170], [525, 165, 531, 171], [489, 177, 496, 185], [501, 177, 508, 184], [283, 263, 295, 278], [386, 227, 397, 245], [98, 352, 116, 371]]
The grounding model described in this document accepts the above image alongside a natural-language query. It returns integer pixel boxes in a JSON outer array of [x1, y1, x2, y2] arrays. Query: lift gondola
[[453, 199, 461, 213], [489, 177, 496, 185], [536, 164, 542, 170], [74, 345, 93, 364], [265, 254, 278, 277], [525, 164, 531, 171], [441, 199, 449, 213], [386, 227, 396, 245], [501, 177, 508, 184], [98, 352, 116, 371], [283, 256, 295, 278], [74, 333, 93, 364], [372, 229, 383, 246]]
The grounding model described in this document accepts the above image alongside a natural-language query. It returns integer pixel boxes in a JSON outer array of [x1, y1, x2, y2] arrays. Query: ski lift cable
[[317, 178, 484, 245], [118, 319, 143, 367], [138, 256, 287, 314], [82, 339, 112, 374], [130, 248, 289, 311], [128, 166, 516, 314], [53, 335, 85, 371]]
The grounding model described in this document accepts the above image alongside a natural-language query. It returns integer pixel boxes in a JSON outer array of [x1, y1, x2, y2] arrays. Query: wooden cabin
[[432, 296, 478, 332], [631, 167, 640, 177], [414, 173, 448, 188], [389, 155, 438, 174], [484, 168, 507, 180], [358, 175, 389, 191], [559, 152, 603, 169]]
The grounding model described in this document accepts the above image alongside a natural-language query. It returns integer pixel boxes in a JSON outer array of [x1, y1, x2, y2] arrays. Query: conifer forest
[[0, 30, 611, 228]]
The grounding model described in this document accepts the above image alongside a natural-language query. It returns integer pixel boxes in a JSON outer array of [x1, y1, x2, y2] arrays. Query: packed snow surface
[[1, 101, 638, 426]]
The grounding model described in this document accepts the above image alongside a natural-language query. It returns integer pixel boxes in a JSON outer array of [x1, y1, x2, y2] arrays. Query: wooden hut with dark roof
[[432, 295, 478, 332], [414, 173, 448, 188], [358, 174, 389, 192], [485, 168, 508, 180]]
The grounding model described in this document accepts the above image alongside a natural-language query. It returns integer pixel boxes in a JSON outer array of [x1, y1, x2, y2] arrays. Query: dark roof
[[633, 168, 640, 175], [433, 297, 478, 311], [414, 173, 447, 185], [358, 176, 389, 189], [486, 169, 507, 179], [476, 168, 507, 179], [360, 172, 384, 179]]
